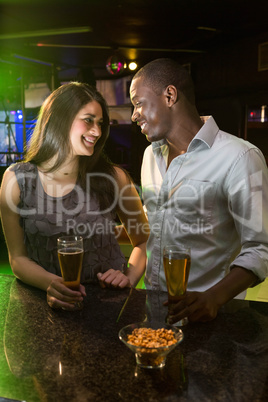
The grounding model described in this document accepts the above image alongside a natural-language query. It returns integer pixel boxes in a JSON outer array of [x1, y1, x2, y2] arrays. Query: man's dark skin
[[130, 74, 258, 323]]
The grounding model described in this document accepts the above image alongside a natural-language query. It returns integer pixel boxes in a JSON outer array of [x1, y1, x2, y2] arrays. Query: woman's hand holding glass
[[46, 277, 86, 310]]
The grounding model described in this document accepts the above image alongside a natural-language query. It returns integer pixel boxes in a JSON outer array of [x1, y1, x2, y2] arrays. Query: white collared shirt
[[141, 116, 268, 293]]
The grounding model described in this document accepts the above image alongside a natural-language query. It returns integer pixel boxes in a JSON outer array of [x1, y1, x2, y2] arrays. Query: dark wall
[[194, 33, 268, 101], [104, 123, 149, 186], [191, 32, 268, 162]]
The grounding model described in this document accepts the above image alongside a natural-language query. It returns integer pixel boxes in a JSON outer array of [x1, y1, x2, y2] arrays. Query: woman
[[0, 82, 148, 309]]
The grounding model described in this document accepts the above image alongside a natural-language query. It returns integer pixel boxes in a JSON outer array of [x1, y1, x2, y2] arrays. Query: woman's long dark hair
[[24, 82, 117, 211]]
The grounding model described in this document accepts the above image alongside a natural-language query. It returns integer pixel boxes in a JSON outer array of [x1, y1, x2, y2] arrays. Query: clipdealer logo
[[4, 170, 265, 234], [229, 170, 263, 233], [4, 172, 145, 229], [142, 170, 265, 234]]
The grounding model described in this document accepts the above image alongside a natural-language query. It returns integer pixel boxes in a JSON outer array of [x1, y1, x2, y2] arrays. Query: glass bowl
[[119, 321, 184, 369]]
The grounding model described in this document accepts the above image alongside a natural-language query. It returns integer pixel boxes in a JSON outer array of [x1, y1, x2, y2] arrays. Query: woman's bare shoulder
[[113, 166, 131, 187]]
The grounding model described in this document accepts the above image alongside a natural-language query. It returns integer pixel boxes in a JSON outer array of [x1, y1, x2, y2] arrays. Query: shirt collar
[[151, 116, 219, 157], [189, 116, 219, 150], [152, 139, 168, 156]]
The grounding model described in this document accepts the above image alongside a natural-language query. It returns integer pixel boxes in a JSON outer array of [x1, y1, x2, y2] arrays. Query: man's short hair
[[133, 58, 195, 104]]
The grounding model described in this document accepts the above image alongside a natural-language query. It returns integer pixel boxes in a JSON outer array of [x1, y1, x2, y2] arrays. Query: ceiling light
[[27, 43, 205, 54], [128, 62, 138, 71], [106, 54, 126, 76]]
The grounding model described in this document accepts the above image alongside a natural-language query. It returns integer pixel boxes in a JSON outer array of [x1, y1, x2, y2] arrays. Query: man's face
[[130, 77, 171, 142]]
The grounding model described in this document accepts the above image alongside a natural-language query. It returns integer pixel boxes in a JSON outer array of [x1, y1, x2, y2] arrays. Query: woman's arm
[[97, 167, 149, 288], [114, 224, 131, 244], [0, 168, 85, 308], [115, 167, 149, 286]]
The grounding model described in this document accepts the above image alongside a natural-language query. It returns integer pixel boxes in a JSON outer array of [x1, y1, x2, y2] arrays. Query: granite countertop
[[0, 274, 267, 402]]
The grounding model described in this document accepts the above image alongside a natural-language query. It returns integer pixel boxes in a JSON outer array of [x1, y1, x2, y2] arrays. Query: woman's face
[[69, 100, 103, 157]]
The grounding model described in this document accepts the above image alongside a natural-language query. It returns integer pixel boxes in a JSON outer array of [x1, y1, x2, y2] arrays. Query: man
[[130, 58, 268, 323]]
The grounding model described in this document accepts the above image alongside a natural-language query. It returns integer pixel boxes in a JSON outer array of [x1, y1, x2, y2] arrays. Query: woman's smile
[[70, 100, 103, 156]]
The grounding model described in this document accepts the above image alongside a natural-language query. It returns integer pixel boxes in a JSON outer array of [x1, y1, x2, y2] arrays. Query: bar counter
[[0, 274, 267, 401]]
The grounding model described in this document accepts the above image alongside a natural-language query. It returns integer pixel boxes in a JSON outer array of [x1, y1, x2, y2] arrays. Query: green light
[[0, 26, 92, 40]]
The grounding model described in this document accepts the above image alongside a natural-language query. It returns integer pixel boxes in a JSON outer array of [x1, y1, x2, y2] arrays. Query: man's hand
[[165, 291, 221, 323], [166, 267, 258, 323]]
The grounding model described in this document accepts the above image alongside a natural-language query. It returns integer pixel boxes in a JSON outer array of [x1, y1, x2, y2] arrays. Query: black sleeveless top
[[11, 162, 126, 282]]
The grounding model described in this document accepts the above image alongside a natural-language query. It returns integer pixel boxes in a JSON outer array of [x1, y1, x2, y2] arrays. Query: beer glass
[[57, 235, 84, 310], [163, 244, 191, 326]]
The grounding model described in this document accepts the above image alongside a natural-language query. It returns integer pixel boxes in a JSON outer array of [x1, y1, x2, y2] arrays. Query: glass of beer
[[163, 244, 191, 326], [57, 235, 84, 310]]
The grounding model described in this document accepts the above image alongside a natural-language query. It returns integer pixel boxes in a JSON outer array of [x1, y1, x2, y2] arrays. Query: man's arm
[[168, 266, 258, 323], [168, 148, 268, 323]]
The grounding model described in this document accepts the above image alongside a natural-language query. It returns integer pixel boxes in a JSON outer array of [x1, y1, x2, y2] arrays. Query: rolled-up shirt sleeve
[[227, 148, 268, 281]]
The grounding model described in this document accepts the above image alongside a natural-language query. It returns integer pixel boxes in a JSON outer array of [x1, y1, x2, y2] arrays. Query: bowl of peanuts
[[119, 321, 184, 369]]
